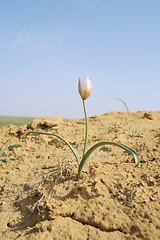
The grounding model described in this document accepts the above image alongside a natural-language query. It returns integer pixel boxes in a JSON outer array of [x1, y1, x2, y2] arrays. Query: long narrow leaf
[[0, 139, 10, 152], [0, 139, 22, 157], [25, 131, 80, 166], [0, 143, 11, 156], [111, 98, 129, 112], [8, 143, 23, 150], [78, 141, 139, 175]]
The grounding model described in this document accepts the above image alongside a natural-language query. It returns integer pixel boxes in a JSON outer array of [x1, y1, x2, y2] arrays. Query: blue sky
[[0, 0, 160, 118]]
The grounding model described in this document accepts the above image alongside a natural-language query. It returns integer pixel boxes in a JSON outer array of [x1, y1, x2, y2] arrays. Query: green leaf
[[25, 131, 80, 166], [0, 143, 11, 156], [0, 139, 22, 157], [78, 141, 139, 175], [0, 139, 10, 152], [8, 143, 23, 150], [111, 98, 129, 112]]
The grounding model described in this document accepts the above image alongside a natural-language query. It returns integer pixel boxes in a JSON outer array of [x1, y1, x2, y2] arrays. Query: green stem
[[82, 100, 88, 158]]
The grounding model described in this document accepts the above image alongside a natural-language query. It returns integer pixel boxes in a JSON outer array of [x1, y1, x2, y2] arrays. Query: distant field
[[0, 116, 35, 128]]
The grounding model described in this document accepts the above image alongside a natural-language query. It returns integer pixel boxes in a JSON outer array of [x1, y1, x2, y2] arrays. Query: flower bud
[[78, 77, 92, 100]]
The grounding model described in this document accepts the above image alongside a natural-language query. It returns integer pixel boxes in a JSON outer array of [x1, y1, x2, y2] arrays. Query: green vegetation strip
[[0, 116, 35, 128]]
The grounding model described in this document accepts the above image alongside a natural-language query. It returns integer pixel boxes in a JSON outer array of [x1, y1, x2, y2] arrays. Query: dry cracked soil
[[0, 111, 160, 240]]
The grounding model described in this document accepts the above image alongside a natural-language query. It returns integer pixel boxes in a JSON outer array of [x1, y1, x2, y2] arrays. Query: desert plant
[[0, 138, 22, 163], [25, 77, 139, 175]]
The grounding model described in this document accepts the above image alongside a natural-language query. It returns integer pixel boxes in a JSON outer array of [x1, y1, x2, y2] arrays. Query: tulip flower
[[78, 77, 92, 100], [78, 77, 92, 157]]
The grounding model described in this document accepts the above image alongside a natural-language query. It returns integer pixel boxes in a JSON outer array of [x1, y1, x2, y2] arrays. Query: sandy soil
[[0, 111, 160, 240]]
